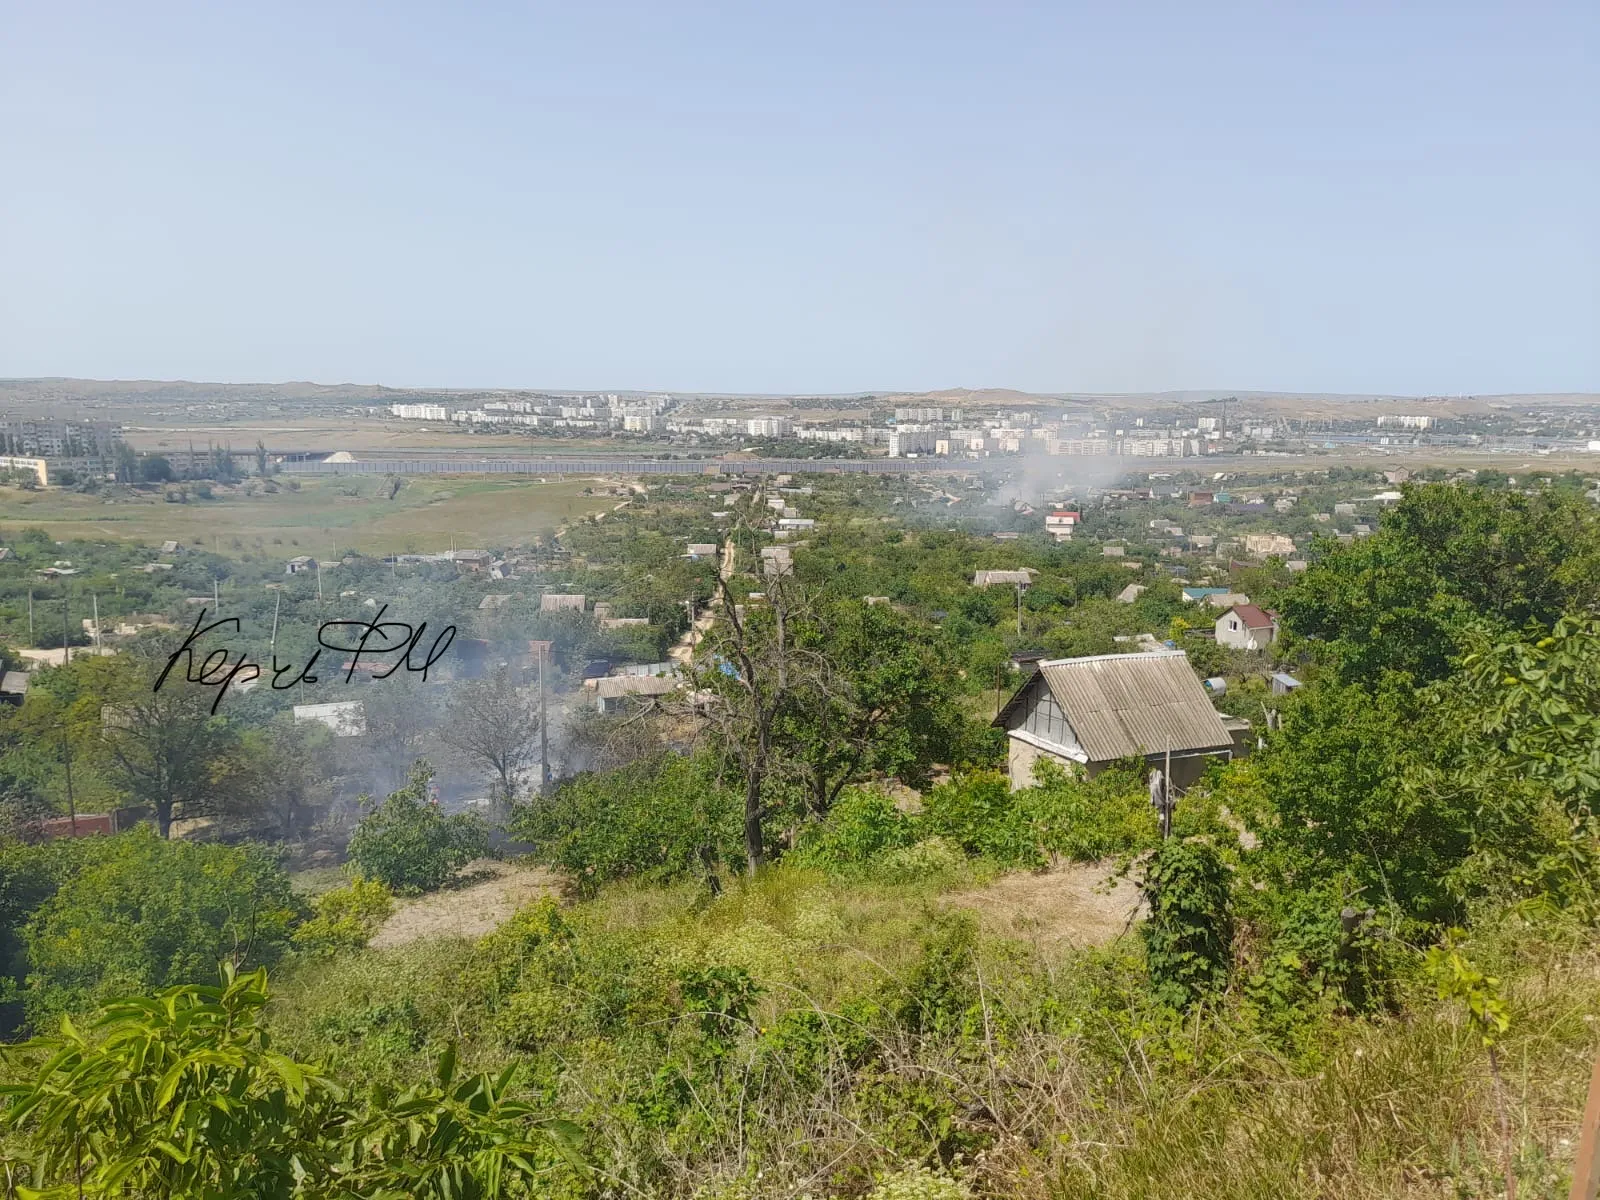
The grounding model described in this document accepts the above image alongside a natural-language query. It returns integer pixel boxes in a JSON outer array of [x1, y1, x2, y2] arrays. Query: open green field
[[121, 415, 678, 455], [0, 476, 606, 556]]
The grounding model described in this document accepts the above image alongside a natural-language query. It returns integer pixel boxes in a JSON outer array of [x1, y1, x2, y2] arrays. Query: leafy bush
[[919, 765, 1157, 870], [0, 967, 582, 1198], [22, 828, 300, 1025], [348, 763, 488, 894], [0, 840, 82, 1011], [513, 753, 742, 892], [894, 911, 979, 1036], [868, 836, 970, 885], [1023, 760, 1159, 863], [919, 772, 1035, 865], [790, 787, 915, 870], [292, 876, 395, 954], [1140, 839, 1232, 1010]]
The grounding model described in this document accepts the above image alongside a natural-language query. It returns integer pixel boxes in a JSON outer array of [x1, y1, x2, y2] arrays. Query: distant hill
[[0, 377, 1593, 419]]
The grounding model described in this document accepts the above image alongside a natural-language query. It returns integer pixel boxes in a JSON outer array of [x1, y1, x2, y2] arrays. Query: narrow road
[[667, 539, 732, 665]]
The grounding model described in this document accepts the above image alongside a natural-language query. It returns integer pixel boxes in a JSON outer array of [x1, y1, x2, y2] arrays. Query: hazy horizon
[[3, 2, 1596, 396]]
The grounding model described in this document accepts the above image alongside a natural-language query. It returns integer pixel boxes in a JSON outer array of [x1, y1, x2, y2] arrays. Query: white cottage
[[1214, 604, 1278, 650]]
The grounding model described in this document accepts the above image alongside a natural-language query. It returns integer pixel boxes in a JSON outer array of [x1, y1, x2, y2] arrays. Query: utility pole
[[61, 593, 69, 667], [27, 589, 33, 640], [1015, 582, 1024, 637], [61, 722, 76, 838], [316, 559, 323, 603], [91, 593, 101, 652], [212, 576, 219, 613], [270, 588, 281, 659]]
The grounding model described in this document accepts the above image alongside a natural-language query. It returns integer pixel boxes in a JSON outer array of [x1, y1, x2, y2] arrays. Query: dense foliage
[[513, 753, 743, 893], [347, 765, 489, 894], [21, 830, 299, 1029], [0, 967, 580, 1199]]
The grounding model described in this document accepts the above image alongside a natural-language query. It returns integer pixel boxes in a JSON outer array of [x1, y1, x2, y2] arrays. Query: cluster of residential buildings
[[389, 394, 678, 433], [0, 416, 124, 483]]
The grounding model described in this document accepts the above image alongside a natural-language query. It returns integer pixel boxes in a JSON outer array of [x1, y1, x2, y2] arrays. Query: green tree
[[1454, 615, 1600, 818], [139, 454, 175, 483], [779, 600, 968, 818], [89, 653, 239, 838], [513, 752, 742, 892], [22, 830, 299, 1024], [1249, 678, 1473, 925], [229, 717, 336, 840], [347, 763, 488, 893], [1281, 482, 1600, 685], [113, 442, 138, 483]]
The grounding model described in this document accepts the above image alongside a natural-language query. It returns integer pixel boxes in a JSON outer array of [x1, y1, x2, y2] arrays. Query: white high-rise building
[[746, 417, 793, 439]]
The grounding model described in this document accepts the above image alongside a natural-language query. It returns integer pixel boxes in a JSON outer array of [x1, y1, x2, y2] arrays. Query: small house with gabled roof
[[993, 650, 1237, 791]]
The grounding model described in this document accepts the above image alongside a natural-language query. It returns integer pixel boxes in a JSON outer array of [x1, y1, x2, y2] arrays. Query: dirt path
[[369, 859, 561, 949], [942, 859, 1144, 953], [668, 539, 730, 665]]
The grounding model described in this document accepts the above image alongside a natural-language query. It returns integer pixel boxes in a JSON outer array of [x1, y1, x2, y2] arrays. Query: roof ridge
[[1037, 649, 1185, 667]]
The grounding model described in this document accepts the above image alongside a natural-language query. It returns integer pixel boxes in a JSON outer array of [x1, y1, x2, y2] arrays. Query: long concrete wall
[[278, 456, 978, 477]]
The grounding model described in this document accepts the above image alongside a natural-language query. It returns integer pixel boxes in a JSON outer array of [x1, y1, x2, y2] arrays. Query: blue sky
[[1, 1, 1595, 395]]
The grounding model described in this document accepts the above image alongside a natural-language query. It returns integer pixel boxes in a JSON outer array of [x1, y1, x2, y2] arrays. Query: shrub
[[919, 772, 1035, 866], [894, 911, 979, 1036], [1140, 838, 1232, 1010], [0, 839, 89, 1033], [348, 763, 488, 894], [513, 753, 741, 893], [868, 836, 970, 885], [1023, 760, 1159, 863], [0, 967, 582, 1198], [292, 876, 395, 954], [919, 765, 1156, 870], [22, 829, 300, 1024], [868, 1165, 971, 1200], [790, 787, 914, 870]]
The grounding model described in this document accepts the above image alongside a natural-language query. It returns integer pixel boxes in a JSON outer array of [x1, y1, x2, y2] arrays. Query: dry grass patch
[[941, 858, 1144, 954], [368, 859, 560, 948]]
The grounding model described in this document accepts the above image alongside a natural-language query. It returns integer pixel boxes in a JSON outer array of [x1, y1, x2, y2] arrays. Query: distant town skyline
[[2, 2, 1595, 396]]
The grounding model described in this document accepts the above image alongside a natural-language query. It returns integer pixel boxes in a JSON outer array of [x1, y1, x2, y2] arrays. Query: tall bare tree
[[360, 675, 439, 794], [439, 667, 540, 811], [690, 490, 827, 872]]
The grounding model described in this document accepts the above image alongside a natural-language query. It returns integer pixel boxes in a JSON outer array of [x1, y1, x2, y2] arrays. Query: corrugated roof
[[973, 569, 1035, 587], [595, 675, 679, 699], [1024, 650, 1233, 762]]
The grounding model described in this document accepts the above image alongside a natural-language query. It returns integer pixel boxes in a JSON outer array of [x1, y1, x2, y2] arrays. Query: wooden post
[[1163, 743, 1173, 839], [1569, 1052, 1600, 1200]]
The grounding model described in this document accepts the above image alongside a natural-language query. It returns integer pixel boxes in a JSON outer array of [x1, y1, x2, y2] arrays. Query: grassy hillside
[[0, 475, 602, 555]]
